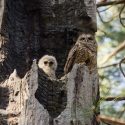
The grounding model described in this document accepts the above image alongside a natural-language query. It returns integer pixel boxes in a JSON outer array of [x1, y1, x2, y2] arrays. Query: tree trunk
[[0, 0, 99, 125]]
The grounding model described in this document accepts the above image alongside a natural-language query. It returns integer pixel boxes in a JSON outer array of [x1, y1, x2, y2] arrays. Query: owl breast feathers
[[64, 33, 97, 74]]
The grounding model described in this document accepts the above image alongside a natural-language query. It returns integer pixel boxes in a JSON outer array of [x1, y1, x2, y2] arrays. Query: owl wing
[[64, 44, 78, 74]]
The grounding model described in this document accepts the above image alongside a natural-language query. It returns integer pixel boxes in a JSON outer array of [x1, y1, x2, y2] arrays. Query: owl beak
[[85, 38, 88, 42], [47, 64, 50, 67], [48, 64, 51, 67]]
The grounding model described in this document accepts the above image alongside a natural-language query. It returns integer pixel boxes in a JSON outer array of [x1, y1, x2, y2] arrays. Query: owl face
[[77, 33, 95, 44], [38, 55, 57, 71]]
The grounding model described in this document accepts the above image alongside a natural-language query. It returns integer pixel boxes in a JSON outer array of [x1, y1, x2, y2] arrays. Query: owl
[[38, 55, 57, 79], [64, 33, 97, 74]]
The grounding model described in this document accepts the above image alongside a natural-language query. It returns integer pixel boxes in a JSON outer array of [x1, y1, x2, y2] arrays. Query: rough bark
[[0, 60, 50, 125], [54, 64, 99, 125], [0, 63, 99, 125], [0, 0, 99, 125]]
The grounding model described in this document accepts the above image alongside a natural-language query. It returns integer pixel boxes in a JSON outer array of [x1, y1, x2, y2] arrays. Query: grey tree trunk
[[0, 0, 99, 125]]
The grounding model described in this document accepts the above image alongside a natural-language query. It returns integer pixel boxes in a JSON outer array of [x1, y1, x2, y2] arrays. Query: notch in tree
[[0, 0, 99, 125]]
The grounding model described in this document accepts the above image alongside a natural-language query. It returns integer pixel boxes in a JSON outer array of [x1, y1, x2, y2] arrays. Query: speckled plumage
[[64, 33, 97, 74]]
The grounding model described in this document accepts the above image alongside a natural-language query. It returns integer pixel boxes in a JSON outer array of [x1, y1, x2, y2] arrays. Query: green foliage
[[97, 2, 125, 121]]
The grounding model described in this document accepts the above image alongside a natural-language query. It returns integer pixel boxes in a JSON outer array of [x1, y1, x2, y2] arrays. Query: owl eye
[[79, 37, 85, 41], [88, 37, 93, 40], [44, 61, 48, 65], [49, 61, 54, 66]]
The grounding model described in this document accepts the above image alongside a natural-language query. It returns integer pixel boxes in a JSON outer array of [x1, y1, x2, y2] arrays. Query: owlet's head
[[38, 55, 57, 75]]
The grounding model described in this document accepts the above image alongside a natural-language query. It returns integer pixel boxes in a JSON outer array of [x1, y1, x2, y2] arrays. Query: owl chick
[[38, 55, 57, 79], [64, 33, 97, 74]]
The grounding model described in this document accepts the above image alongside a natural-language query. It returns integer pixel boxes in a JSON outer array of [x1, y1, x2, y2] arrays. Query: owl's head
[[77, 33, 95, 44], [38, 55, 57, 71]]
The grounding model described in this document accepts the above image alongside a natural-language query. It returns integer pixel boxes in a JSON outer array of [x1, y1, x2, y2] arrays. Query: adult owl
[[64, 33, 97, 74]]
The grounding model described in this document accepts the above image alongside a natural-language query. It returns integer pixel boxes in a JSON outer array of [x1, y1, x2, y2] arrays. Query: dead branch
[[97, 115, 125, 125], [98, 63, 118, 69], [100, 96, 125, 101], [97, 0, 125, 8], [101, 41, 125, 64]]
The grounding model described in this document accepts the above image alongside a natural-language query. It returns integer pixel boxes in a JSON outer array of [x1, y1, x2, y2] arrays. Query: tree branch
[[119, 4, 125, 28], [98, 63, 118, 69], [97, 0, 125, 8], [101, 40, 125, 64], [119, 57, 125, 78], [97, 115, 125, 125], [100, 96, 125, 101]]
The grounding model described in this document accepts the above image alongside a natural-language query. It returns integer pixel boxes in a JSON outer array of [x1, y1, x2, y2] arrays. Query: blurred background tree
[[96, 0, 125, 124]]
